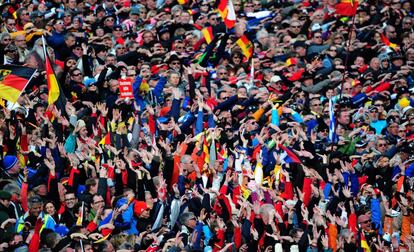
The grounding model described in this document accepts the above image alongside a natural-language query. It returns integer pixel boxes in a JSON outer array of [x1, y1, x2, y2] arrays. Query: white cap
[[270, 75, 282, 83]]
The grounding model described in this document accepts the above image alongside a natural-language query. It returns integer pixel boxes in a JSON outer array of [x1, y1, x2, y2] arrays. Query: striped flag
[[42, 37, 60, 105], [380, 34, 398, 50], [236, 35, 253, 59], [0, 65, 36, 103], [201, 27, 214, 44], [328, 98, 336, 143], [217, 0, 236, 29], [278, 144, 301, 164]]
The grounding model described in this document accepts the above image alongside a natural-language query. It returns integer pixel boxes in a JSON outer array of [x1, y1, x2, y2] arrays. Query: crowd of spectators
[[1, 0, 414, 251]]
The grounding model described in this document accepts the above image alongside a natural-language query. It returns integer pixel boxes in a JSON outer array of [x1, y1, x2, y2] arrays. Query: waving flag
[[76, 202, 84, 226], [328, 98, 336, 143], [218, 0, 236, 29], [202, 27, 214, 44], [236, 35, 253, 59], [380, 34, 398, 50], [0, 65, 36, 103], [278, 144, 301, 164], [360, 232, 371, 252], [335, 0, 358, 16]]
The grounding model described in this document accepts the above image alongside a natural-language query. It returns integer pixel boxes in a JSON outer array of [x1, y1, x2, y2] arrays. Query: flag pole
[[16, 68, 38, 101], [329, 13, 357, 152]]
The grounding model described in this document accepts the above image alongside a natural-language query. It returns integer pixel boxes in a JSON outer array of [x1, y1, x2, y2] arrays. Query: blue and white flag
[[328, 98, 336, 143]]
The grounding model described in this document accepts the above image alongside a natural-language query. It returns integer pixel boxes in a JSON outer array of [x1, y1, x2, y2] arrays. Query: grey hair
[[179, 212, 195, 225]]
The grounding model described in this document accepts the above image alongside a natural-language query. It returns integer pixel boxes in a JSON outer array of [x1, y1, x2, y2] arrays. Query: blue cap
[[3, 155, 18, 171], [84, 77, 96, 87]]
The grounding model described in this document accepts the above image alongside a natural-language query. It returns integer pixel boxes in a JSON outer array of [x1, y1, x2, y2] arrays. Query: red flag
[[335, 0, 358, 16]]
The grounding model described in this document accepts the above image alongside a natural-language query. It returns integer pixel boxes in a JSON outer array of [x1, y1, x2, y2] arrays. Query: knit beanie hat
[[3, 155, 18, 171]]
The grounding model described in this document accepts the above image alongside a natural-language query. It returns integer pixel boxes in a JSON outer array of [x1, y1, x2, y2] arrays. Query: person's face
[[408, 119, 414, 132], [370, 59, 380, 70], [208, 15, 218, 25], [8, 161, 21, 175], [71, 70, 83, 83], [381, 59, 390, 69], [54, 20, 65, 32], [45, 202, 56, 215], [217, 68, 228, 79], [142, 32, 154, 44], [0, 199, 10, 208], [30, 202, 43, 217], [104, 17, 115, 28], [244, 2, 254, 13], [238, 87, 247, 97], [253, 1, 262, 10], [338, 110, 350, 125], [310, 99, 322, 114], [392, 58, 404, 67], [174, 42, 185, 53], [180, 12, 191, 23], [376, 140, 388, 153], [115, 45, 126, 56], [14, 36, 26, 48], [373, 101, 384, 113], [386, 27, 397, 39], [342, 83, 352, 95], [72, 46, 83, 57], [109, 80, 119, 92], [1, 35, 11, 46], [65, 193, 77, 209], [92, 195, 104, 211], [20, 10, 31, 22], [312, 33, 323, 44], [186, 216, 197, 228], [105, 56, 116, 66], [168, 73, 180, 86], [388, 123, 399, 135], [290, 22, 301, 34], [169, 60, 181, 71], [6, 19, 16, 32]]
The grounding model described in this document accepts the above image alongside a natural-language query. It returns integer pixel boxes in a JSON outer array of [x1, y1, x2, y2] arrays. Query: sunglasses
[[72, 73, 81, 76]]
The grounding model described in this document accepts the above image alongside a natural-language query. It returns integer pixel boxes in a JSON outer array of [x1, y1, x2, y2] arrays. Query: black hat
[[293, 41, 307, 49], [166, 54, 182, 64], [391, 52, 404, 60], [157, 25, 169, 34], [0, 190, 12, 200]]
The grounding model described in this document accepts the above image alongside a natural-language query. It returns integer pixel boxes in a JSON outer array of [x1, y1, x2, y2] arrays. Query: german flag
[[236, 35, 253, 59], [42, 36, 67, 115], [335, 0, 358, 16], [0, 65, 36, 103], [202, 27, 214, 44]]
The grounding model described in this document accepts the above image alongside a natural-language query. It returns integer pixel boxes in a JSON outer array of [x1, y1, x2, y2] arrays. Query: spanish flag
[[202, 27, 214, 44], [236, 35, 253, 59], [335, 0, 358, 16], [380, 34, 398, 50], [0, 65, 36, 103], [203, 137, 210, 164], [218, 0, 236, 29]]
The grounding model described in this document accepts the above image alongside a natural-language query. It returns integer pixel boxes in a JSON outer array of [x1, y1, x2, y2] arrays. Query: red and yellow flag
[[335, 0, 358, 16], [99, 133, 111, 145], [217, 0, 236, 29], [45, 52, 60, 105], [380, 34, 398, 50], [360, 232, 371, 252], [236, 35, 253, 59], [201, 27, 214, 44], [177, 0, 189, 5], [0, 65, 36, 103]]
